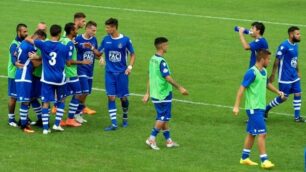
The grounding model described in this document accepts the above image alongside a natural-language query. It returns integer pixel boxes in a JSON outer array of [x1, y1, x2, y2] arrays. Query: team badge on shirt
[[118, 43, 122, 49]]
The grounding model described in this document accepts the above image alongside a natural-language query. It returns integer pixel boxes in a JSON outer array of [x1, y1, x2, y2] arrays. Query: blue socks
[[54, 102, 65, 126], [42, 108, 49, 130], [68, 96, 79, 119], [121, 99, 129, 120], [241, 149, 251, 160], [149, 128, 160, 140], [108, 100, 117, 127], [293, 96, 301, 119], [31, 99, 42, 120], [163, 130, 171, 140], [260, 154, 268, 162], [20, 103, 29, 127], [266, 96, 283, 112]]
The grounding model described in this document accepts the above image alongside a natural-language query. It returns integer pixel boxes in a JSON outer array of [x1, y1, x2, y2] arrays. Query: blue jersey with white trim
[[276, 40, 299, 83], [34, 40, 68, 85], [75, 34, 98, 78], [98, 34, 135, 72], [15, 41, 36, 83], [249, 37, 268, 68]]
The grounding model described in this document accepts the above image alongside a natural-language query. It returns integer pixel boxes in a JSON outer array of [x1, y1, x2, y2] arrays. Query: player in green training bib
[[233, 49, 284, 169], [60, 22, 91, 127], [7, 23, 28, 127], [143, 37, 188, 150]]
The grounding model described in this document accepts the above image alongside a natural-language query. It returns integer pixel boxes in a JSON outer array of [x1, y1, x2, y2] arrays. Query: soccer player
[[96, 18, 135, 131], [15, 30, 46, 133], [29, 22, 48, 127], [237, 22, 268, 68], [143, 37, 188, 150], [26, 24, 69, 134], [61, 22, 91, 127], [233, 49, 284, 169], [74, 21, 100, 122], [37, 22, 47, 33], [265, 26, 305, 122], [74, 12, 86, 31], [7, 23, 28, 127]]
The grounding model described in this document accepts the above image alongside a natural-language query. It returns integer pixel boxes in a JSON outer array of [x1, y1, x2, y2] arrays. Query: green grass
[[0, 0, 306, 171]]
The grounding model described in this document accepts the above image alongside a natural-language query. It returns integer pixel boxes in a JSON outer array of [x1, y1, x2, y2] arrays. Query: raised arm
[[239, 27, 250, 50]]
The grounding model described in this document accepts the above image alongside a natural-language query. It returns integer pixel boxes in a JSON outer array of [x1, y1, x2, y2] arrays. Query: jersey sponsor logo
[[162, 62, 167, 67], [109, 51, 121, 62], [83, 51, 94, 62], [163, 68, 169, 73]]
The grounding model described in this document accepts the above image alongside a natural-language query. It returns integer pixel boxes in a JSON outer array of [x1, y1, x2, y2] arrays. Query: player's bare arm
[[143, 77, 150, 103], [125, 53, 135, 75], [267, 83, 284, 99], [165, 75, 188, 95], [233, 86, 245, 116], [239, 27, 250, 50], [269, 58, 279, 83]]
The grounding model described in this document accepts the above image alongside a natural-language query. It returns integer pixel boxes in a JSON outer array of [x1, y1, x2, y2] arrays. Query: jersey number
[[17, 47, 22, 60], [49, 52, 57, 66]]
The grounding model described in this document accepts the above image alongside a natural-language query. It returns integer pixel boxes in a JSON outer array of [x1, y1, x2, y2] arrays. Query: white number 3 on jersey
[[49, 52, 57, 66]]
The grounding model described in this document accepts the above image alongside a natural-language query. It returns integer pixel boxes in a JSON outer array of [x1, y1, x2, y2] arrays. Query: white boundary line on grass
[[19, 0, 306, 27], [0, 75, 292, 117]]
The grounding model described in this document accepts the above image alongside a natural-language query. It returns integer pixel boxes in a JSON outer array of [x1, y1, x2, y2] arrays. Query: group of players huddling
[[8, 13, 136, 134]]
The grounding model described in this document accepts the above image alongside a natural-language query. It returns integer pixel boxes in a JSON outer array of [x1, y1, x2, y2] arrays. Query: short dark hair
[[50, 24, 62, 37], [251, 22, 265, 35], [65, 22, 75, 35], [256, 49, 271, 61], [16, 23, 27, 32], [105, 18, 118, 29], [85, 20, 97, 28], [74, 12, 86, 19], [288, 26, 299, 35], [154, 37, 168, 47], [34, 29, 47, 39]]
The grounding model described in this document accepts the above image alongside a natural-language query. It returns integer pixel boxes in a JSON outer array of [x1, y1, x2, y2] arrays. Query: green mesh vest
[[61, 37, 77, 77], [245, 66, 267, 110], [8, 40, 20, 78], [32, 49, 42, 77], [149, 55, 172, 100]]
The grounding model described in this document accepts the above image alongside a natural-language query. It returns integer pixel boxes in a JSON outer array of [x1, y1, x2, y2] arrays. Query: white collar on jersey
[[287, 39, 296, 46], [111, 34, 123, 40], [82, 34, 93, 40]]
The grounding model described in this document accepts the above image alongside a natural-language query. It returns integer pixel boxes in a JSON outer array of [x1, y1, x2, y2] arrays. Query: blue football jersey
[[249, 37, 268, 68], [276, 40, 299, 84], [75, 34, 98, 78], [34, 40, 68, 85], [98, 34, 135, 72], [15, 41, 37, 83]]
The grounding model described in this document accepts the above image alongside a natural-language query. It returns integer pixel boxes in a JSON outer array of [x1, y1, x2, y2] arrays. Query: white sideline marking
[[20, 0, 306, 27], [0, 75, 292, 117]]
